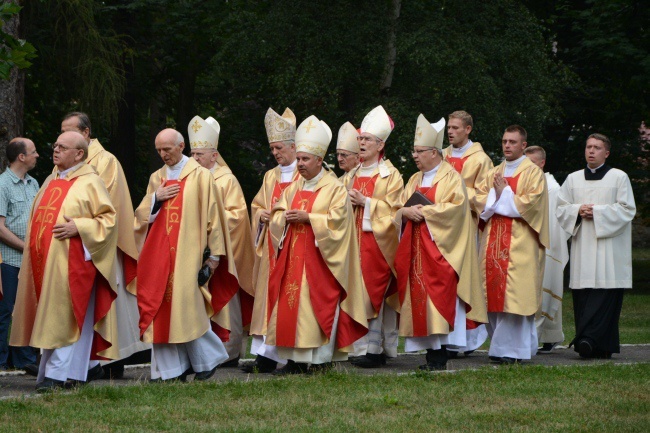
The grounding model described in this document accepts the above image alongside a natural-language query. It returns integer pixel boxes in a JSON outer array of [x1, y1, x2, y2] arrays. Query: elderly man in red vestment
[[10, 131, 118, 392]]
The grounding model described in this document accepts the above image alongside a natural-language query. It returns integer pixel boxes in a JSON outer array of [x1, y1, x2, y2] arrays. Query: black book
[[403, 190, 433, 207]]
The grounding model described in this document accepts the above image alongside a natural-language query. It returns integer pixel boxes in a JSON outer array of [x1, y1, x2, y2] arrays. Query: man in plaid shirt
[[0, 137, 40, 373]]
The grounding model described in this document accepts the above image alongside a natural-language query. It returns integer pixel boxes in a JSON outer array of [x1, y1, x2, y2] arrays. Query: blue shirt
[[0, 168, 39, 267]]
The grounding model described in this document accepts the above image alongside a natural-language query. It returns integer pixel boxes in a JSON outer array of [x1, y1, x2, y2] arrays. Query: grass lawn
[[0, 364, 648, 432]]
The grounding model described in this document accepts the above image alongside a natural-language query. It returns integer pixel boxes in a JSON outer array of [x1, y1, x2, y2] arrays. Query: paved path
[[1, 344, 648, 399]]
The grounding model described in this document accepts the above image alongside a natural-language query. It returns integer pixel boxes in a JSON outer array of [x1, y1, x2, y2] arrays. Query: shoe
[[463, 350, 475, 357], [241, 355, 277, 373], [538, 342, 560, 353], [22, 363, 39, 377], [194, 365, 218, 381], [446, 349, 459, 359], [489, 356, 503, 363], [103, 363, 125, 379], [578, 339, 594, 358], [272, 360, 308, 376], [87, 364, 104, 382], [308, 362, 335, 374], [149, 367, 193, 383], [218, 357, 240, 368], [499, 357, 522, 365], [350, 353, 386, 368], [36, 378, 65, 393]]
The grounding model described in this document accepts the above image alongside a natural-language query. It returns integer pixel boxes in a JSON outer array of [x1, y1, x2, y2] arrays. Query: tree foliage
[[0, 2, 36, 80]]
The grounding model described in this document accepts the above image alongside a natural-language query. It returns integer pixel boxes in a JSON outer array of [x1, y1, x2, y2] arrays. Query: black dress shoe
[[499, 357, 522, 365], [272, 360, 308, 376], [350, 353, 386, 368], [463, 350, 476, 356], [218, 357, 240, 368], [578, 339, 594, 358], [103, 363, 125, 379], [446, 349, 459, 359], [194, 365, 218, 381], [489, 356, 503, 363], [22, 363, 39, 377], [241, 355, 277, 373], [149, 367, 193, 383], [538, 342, 560, 353], [87, 364, 104, 382], [36, 378, 65, 393]]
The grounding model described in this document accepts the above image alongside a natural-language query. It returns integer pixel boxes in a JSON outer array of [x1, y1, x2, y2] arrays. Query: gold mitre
[[205, 116, 229, 168], [188, 115, 218, 150], [360, 105, 394, 141], [264, 107, 297, 143], [336, 122, 360, 153], [295, 115, 332, 158], [414, 114, 446, 149]]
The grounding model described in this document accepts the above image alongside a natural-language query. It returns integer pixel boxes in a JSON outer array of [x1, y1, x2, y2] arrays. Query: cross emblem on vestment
[[191, 120, 202, 133], [304, 120, 316, 133]]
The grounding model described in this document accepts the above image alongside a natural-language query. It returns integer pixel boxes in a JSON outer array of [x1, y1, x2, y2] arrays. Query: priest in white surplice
[[525, 146, 569, 352], [556, 133, 636, 359]]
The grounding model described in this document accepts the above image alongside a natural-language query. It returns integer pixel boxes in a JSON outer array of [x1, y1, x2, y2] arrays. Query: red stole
[[209, 255, 240, 342], [268, 189, 345, 348], [30, 178, 114, 359], [265, 179, 294, 322], [353, 175, 392, 313], [445, 155, 468, 174], [485, 175, 520, 312], [137, 179, 185, 343], [395, 184, 458, 337]]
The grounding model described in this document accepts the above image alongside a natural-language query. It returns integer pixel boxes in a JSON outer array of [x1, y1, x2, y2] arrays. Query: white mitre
[[414, 114, 446, 149], [264, 107, 297, 143], [360, 105, 394, 141], [188, 115, 218, 150], [336, 122, 360, 153], [205, 116, 229, 168], [295, 115, 332, 158]]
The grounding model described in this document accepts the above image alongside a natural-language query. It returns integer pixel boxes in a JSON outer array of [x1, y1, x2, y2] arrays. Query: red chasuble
[[30, 178, 115, 359], [354, 175, 393, 313], [268, 190, 345, 347], [395, 185, 459, 337], [137, 179, 185, 343], [485, 175, 520, 312]]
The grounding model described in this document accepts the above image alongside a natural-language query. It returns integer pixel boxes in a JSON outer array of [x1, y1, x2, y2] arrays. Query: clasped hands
[[493, 173, 508, 200], [403, 204, 424, 223], [579, 204, 594, 219]]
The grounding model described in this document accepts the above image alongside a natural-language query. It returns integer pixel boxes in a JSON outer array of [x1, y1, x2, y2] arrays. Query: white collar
[[58, 162, 85, 179], [280, 160, 297, 173]]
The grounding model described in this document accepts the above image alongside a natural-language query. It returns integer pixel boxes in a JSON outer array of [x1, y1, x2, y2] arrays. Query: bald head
[[155, 128, 185, 166], [53, 131, 88, 170]]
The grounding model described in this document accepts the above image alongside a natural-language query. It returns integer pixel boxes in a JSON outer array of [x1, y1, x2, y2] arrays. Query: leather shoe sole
[[194, 366, 218, 381]]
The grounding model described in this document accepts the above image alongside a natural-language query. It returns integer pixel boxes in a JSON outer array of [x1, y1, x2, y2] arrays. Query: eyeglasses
[[412, 149, 434, 155], [336, 152, 356, 158], [356, 136, 380, 144], [51, 143, 80, 151]]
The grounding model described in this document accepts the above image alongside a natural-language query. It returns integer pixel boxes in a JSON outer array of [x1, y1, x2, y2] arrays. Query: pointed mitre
[[295, 115, 332, 158], [264, 107, 297, 143], [360, 105, 394, 141], [188, 115, 218, 150], [336, 122, 360, 153], [414, 114, 446, 149], [205, 116, 229, 168]]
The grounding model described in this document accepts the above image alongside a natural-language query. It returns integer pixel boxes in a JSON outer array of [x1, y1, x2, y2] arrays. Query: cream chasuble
[[266, 172, 371, 351], [392, 162, 487, 336], [249, 163, 299, 336], [476, 157, 549, 316], [442, 141, 493, 224], [134, 158, 226, 344], [10, 164, 119, 359], [556, 168, 635, 289]]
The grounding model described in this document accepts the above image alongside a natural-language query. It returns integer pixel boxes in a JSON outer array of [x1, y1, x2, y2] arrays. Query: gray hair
[[175, 131, 184, 146]]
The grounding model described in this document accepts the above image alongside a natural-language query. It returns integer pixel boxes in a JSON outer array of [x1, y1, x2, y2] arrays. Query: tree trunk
[[379, 0, 401, 96], [0, 1, 25, 173]]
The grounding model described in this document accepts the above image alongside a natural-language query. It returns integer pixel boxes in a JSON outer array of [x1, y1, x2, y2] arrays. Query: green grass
[[0, 364, 647, 432]]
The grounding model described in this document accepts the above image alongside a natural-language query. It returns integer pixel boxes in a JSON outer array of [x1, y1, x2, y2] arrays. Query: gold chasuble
[[266, 174, 371, 350], [86, 139, 139, 290], [442, 142, 493, 225], [134, 158, 225, 344], [209, 164, 255, 337], [392, 162, 487, 337], [10, 164, 119, 359], [343, 160, 403, 315], [249, 165, 299, 336], [476, 158, 550, 316]]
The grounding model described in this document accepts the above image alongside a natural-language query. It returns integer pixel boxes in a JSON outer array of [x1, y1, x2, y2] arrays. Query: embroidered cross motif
[[191, 119, 202, 133]]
